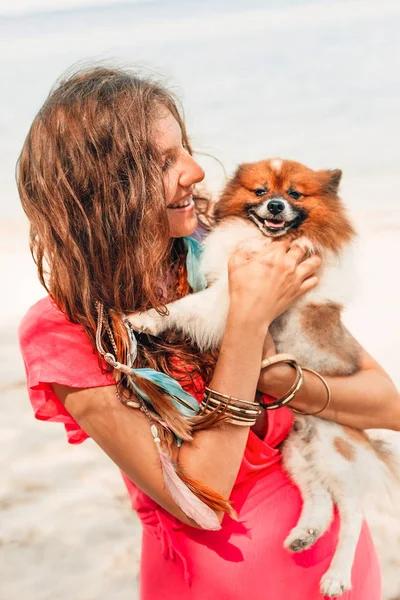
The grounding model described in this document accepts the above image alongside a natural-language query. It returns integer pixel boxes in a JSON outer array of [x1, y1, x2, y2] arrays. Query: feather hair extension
[[95, 302, 231, 526], [150, 424, 222, 531]]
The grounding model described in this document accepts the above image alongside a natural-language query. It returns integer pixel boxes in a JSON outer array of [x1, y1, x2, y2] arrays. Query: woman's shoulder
[[19, 296, 114, 445], [19, 295, 113, 390], [19, 296, 86, 344], [19, 296, 100, 361]]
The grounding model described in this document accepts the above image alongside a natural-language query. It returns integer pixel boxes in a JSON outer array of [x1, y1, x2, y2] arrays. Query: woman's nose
[[179, 154, 205, 188]]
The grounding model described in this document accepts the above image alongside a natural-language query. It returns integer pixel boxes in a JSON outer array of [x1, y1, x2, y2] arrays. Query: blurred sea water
[[1, 0, 400, 222]]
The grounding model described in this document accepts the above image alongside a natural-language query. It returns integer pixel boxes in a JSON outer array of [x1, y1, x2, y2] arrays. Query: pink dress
[[19, 297, 382, 600]]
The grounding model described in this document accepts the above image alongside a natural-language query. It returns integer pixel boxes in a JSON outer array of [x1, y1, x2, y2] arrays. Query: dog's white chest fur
[[129, 217, 355, 353], [156, 217, 356, 355], [202, 217, 353, 303]]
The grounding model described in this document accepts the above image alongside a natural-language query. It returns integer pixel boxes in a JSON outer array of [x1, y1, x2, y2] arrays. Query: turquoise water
[[1, 0, 400, 220]]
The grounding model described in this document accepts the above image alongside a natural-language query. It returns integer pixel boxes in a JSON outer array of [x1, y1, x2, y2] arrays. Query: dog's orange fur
[[215, 159, 356, 254]]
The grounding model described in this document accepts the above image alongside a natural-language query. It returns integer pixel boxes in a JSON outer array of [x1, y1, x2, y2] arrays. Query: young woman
[[18, 66, 398, 599]]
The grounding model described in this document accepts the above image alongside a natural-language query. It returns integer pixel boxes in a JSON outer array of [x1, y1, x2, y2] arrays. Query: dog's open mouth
[[249, 211, 294, 235]]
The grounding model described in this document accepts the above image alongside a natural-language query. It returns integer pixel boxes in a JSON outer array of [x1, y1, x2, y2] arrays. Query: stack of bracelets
[[199, 353, 331, 425], [201, 387, 262, 426]]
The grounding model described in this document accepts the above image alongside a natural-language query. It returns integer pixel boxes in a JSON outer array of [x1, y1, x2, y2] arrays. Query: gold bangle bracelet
[[228, 419, 258, 426], [200, 388, 261, 426], [291, 367, 331, 416], [204, 395, 261, 414], [204, 387, 260, 408], [199, 408, 258, 426], [260, 365, 304, 410], [261, 353, 297, 370], [260, 361, 304, 410]]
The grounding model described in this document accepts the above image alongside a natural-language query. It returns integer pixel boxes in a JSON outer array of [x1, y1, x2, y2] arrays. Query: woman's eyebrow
[[160, 144, 179, 156]]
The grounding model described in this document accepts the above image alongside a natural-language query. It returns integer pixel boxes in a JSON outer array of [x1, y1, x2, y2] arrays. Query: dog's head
[[214, 159, 355, 253]]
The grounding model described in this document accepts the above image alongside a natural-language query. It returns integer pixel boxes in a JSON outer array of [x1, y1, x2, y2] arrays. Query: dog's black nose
[[268, 199, 285, 215]]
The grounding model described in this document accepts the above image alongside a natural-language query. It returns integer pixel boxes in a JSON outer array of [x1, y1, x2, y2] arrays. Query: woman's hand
[[227, 239, 321, 330]]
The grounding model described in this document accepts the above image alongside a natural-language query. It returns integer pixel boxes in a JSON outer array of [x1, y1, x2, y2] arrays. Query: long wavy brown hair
[[17, 65, 233, 517]]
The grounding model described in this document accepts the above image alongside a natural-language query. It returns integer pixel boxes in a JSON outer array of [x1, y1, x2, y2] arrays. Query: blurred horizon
[[3, 0, 400, 224], [0, 0, 150, 18]]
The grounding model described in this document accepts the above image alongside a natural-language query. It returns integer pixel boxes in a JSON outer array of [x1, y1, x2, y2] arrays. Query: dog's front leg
[[127, 279, 230, 351]]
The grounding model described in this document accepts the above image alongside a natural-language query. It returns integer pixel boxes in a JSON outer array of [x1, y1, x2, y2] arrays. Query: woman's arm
[[257, 332, 400, 431], [53, 308, 266, 528], [52, 241, 320, 528]]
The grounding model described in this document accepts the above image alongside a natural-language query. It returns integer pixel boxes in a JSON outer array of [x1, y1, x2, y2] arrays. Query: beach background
[[1, 0, 400, 598]]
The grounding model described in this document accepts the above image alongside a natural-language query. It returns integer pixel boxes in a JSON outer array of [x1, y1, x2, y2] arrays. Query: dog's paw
[[284, 527, 320, 552], [127, 309, 165, 336], [320, 570, 351, 598]]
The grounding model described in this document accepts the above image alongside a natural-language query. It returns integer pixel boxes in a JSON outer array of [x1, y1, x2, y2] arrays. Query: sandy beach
[[1, 0, 400, 598]]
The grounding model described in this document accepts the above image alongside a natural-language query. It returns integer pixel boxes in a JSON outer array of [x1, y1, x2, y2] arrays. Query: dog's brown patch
[[299, 303, 360, 375], [342, 425, 370, 446], [334, 436, 356, 461], [340, 428, 398, 478]]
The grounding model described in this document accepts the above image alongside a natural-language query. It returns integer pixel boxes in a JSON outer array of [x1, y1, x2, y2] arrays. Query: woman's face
[[154, 110, 205, 238]]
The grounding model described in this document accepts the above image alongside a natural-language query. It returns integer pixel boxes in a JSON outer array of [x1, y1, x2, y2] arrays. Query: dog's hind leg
[[319, 483, 363, 597], [283, 436, 334, 552]]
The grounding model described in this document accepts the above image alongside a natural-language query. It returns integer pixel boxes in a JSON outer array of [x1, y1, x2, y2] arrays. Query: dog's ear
[[329, 169, 342, 189], [214, 163, 249, 222], [320, 169, 342, 195], [230, 163, 248, 183]]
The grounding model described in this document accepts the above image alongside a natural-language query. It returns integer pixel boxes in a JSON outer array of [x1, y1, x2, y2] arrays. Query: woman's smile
[[167, 193, 194, 211], [154, 109, 204, 238]]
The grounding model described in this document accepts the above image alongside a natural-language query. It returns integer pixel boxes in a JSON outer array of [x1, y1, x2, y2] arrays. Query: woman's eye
[[254, 188, 267, 197], [288, 189, 302, 200], [161, 155, 176, 172], [161, 158, 172, 172]]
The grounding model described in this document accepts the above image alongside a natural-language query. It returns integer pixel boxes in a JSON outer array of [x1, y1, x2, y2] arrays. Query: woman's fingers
[[296, 254, 321, 280], [235, 238, 292, 264], [228, 235, 322, 323], [268, 238, 292, 254], [296, 274, 319, 297], [286, 244, 307, 264], [236, 238, 268, 259]]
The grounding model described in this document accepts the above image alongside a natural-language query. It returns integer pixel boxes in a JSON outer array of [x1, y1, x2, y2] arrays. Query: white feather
[[150, 425, 221, 531]]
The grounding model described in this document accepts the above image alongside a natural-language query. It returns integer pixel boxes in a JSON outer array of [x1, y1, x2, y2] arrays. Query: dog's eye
[[288, 189, 302, 200], [254, 188, 267, 197]]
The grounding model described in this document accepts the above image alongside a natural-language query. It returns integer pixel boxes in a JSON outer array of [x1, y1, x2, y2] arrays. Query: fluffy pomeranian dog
[[129, 159, 399, 597]]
